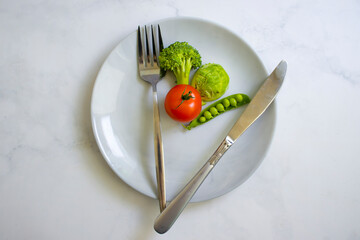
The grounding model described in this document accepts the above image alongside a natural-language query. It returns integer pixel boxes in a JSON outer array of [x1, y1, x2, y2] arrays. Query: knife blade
[[154, 60, 287, 234]]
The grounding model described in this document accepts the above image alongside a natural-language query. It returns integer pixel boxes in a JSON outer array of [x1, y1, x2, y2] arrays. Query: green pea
[[216, 103, 225, 112], [235, 94, 243, 103], [185, 93, 251, 130], [223, 99, 230, 108], [210, 107, 219, 116], [204, 111, 212, 120], [230, 98, 237, 107]]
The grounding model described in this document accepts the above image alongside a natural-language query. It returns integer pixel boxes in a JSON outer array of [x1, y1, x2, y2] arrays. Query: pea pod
[[185, 93, 250, 130]]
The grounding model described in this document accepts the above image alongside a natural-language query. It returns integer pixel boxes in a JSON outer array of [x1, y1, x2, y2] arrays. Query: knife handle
[[154, 136, 233, 234]]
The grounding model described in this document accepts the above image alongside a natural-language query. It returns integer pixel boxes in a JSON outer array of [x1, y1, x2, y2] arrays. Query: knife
[[154, 60, 287, 234]]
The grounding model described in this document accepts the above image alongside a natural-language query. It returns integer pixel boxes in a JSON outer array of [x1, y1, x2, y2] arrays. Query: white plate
[[91, 17, 276, 202]]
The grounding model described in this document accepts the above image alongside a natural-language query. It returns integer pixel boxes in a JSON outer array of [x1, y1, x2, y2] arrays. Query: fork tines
[[137, 25, 163, 68]]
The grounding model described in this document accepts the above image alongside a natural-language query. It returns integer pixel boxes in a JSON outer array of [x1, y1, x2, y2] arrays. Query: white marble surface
[[1, 0, 360, 239]]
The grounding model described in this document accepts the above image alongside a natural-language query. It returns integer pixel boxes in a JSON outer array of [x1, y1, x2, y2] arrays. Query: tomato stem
[[175, 86, 194, 109]]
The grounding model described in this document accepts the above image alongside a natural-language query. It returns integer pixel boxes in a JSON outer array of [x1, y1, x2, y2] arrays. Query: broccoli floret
[[159, 41, 202, 85]]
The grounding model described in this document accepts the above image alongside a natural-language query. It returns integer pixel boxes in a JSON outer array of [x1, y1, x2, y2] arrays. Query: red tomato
[[164, 84, 202, 123]]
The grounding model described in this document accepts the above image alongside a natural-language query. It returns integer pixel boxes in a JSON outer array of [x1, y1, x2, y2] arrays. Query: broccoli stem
[[173, 58, 193, 85]]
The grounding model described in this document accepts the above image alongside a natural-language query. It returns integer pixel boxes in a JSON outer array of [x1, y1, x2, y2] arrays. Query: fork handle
[[152, 83, 166, 212]]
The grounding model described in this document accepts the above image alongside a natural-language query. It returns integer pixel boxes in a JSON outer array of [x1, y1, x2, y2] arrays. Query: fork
[[137, 25, 166, 212]]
